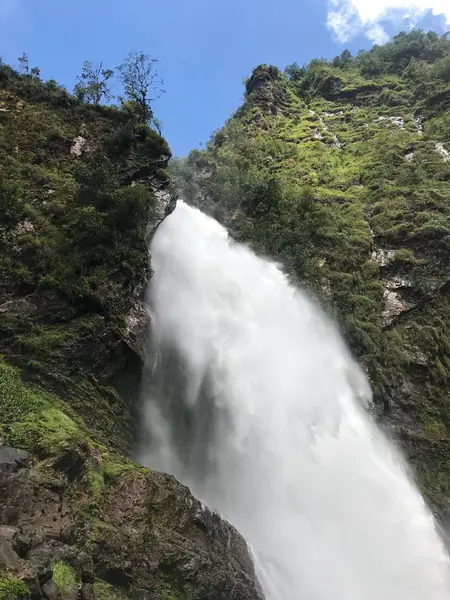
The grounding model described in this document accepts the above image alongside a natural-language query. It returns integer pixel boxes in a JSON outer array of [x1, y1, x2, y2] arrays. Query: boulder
[[0, 446, 28, 473], [41, 579, 62, 600]]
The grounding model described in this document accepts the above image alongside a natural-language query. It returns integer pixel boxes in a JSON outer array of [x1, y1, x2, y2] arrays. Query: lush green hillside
[[0, 63, 262, 600], [172, 30, 450, 524], [0, 60, 174, 454]]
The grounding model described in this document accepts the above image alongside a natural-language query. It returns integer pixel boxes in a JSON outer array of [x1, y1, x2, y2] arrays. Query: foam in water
[[141, 200, 450, 600]]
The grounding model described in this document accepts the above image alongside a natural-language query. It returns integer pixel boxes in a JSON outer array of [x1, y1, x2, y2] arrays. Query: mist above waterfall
[[142, 200, 450, 600]]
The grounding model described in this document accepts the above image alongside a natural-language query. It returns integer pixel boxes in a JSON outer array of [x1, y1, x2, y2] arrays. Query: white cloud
[[327, 0, 450, 43], [365, 23, 391, 44]]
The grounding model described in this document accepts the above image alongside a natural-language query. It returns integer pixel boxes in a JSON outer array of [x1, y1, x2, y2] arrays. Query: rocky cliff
[[0, 65, 262, 599], [171, 30, 450, 527]]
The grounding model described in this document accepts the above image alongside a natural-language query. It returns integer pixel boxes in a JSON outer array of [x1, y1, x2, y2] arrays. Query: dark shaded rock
[[96, 565, 132, 588], [38, 569, 53, 587], [51, 444, 88, 481], [77, 554, 95, 583], [15, 532, 33, 559], [0, 446, 29, 473], [244, 65, 291, 116], [22, 569, 44, 600], [80, 583, 95, 600], [42, 579, 62, 600]]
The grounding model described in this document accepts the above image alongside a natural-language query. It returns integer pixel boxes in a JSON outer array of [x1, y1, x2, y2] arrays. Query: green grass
[[94, 580, 128, 600], [52, 562, 77, 597], [0, 359, 48, 424], [18, 326, 74, 352], [0, 573, 29, 600], [424, 420, 446, 440], [9, 407, 88, 456]]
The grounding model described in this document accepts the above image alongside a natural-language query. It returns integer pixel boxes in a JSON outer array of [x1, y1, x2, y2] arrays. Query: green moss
[[84, 455, 136, 518], [88, 469, 105, 498], [94, 580, 128, 600], [361, 260, 379, 280], [0, 573, 30, 600], [102, 459, 133, 481], [9, 407, 88, 456], [19, 326, 74, 352], [435, 358, 448, 383], [0, 358, 48, 424], [158, 582, 186, 600], [424, 421, 446, 440], [52, 561, 77, 597], [393, 249, 416, 264]]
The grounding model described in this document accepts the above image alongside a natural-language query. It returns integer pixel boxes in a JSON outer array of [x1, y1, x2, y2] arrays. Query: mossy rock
[[0, 572, 29, 600], [52, 561, 78, 598], [94, 580, 128, 600]]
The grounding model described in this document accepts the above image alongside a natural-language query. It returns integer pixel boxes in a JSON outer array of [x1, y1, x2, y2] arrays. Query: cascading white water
[[142, 200, 450, 600]]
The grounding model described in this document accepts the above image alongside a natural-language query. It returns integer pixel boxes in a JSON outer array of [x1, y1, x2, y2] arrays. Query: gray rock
[[0, 297, 37, 315], [382, 289, 416, 325], [15, 219, 36, 235], [66, 587, 79, 600], [0, 538, 20, 569], [0, 446, 29, 473], [0, 525, 19, 540], [435, 141, 450, 162], [70, 135, 86, 157], [22, 570, 43, 600], [413, 115, 423, 132], [81, 583, 95, 600], [122, 301, 151, 358], [151, 186, 176, 231], [371, 248, 395, 267], [42, 578, 63, 600], [386, 276, 412, 290]]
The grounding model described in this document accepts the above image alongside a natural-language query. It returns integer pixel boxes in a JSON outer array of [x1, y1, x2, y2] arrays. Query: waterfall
[[141, 200, 450, 599]]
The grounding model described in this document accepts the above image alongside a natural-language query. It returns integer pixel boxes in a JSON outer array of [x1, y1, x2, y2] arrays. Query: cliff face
[[0, 66, 262, 599], [171, 30, 450, 526], [0, 64, 174, 455]]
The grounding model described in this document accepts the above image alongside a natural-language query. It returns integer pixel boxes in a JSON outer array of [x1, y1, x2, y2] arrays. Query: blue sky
[[0, 0, 448, 156]]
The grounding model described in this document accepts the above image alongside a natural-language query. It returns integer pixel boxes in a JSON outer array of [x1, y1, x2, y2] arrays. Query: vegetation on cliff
[[0, 59, 262, 599], [0, 56, 172, 454], [171, 30, 450, 523]]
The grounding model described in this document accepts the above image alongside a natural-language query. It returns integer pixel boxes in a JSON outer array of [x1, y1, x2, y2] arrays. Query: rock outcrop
[[244, 65, 292, 116], [0, 441, 262, 600]]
